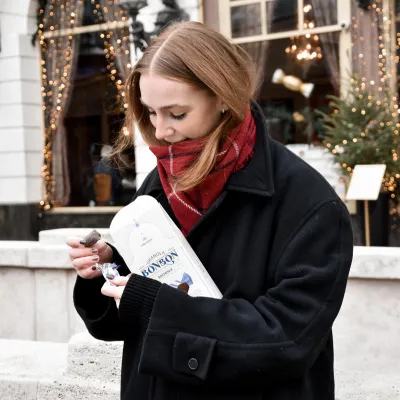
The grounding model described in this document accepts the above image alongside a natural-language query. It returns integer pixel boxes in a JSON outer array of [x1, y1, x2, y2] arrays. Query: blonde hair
[[113, 21, 257, 191]]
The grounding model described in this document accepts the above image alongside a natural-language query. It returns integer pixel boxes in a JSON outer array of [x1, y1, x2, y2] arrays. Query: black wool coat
[[74, 102, 353, 400]]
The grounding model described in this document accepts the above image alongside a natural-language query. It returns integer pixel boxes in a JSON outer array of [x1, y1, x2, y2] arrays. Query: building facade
[[0, 0, 399, 242]]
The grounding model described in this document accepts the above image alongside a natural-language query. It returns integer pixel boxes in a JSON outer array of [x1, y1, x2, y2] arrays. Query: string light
[[92, 0, 131, 113], [285, 4, 322, 61], [38, 0, 133, 214], [38, 1, 83, 215], [325, 1, 400, 226]]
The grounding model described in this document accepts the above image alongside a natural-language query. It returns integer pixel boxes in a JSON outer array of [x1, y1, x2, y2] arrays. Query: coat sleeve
[[73, 170, 156, 341], [118, 200, 353, 385]]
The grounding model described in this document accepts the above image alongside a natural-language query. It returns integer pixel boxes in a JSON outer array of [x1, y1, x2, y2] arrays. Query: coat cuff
[[119, 274, 162, 326], [107, 243, 131, 276], [74, 275, 113, 322]]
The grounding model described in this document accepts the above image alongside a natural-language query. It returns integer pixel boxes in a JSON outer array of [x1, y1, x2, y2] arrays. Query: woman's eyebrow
[[139, 99, 187, 110]]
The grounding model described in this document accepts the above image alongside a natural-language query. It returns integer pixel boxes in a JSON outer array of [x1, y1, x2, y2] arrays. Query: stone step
[[67, 332, 122, 383], [1, 334, 400, 399], [0, 338, 67, 380], [335, 369, 400, 400]]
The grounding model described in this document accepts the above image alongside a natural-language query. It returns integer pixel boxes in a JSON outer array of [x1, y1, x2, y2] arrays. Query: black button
[[188, 358, 199, 371]]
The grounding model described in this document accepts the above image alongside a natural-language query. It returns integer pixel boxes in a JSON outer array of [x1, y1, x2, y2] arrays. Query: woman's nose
[[155, 123, 175, 140]]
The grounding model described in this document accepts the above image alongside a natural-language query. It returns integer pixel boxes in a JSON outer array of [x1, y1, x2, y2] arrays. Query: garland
[[31, 0, 48, 46]]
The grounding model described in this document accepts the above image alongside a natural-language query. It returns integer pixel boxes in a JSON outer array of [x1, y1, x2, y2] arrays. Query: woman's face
[[139, 73, 225, 143]]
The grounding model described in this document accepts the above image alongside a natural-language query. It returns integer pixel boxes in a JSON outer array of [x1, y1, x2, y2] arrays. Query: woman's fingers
[[96, 240, 109, 254], [66, 237, 85, 249], [66, 237, 112, 280], [101, 283, 125, 308], [101, 276, 132, 308], [72, 255, 100, 271], [69, 247, 98, 260], [78, 266, 102, 280], [67, 239, 109, 259], [110, 274, 131, 287], [101, 283, 124, 298]]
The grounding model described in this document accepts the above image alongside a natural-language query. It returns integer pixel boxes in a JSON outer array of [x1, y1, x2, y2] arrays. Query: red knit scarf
[[149, 107, 256, 236]]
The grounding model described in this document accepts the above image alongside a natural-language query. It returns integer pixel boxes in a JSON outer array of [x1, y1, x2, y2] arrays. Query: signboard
[[346, 165, 386, 201]]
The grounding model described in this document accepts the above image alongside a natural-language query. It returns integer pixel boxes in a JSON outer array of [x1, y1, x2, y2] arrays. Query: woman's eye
[[171, 113, 186, 121], [148, 110, 156, 116]]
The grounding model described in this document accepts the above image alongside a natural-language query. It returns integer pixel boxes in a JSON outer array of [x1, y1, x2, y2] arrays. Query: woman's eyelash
[[148, 110, 186, 121], [171, 113, 186, 121]]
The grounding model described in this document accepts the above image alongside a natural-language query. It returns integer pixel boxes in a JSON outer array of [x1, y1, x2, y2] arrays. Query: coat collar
[[225, 100, 275, 197], [145, 100, 275, 198]]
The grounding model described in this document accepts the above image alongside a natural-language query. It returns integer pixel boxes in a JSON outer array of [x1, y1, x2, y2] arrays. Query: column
[[0, 0, 43, 239]]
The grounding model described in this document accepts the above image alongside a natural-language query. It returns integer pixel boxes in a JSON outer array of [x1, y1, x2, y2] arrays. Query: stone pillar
[[0, 0, 43, 240]]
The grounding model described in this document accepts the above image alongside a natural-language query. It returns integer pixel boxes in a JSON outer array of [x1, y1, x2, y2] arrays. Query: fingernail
[[106, 274, 114, 280], [91, 266, 97, 271], [92, 256, 99, 262], [79, 240, 87, 245], [91, 248, 98, 254]]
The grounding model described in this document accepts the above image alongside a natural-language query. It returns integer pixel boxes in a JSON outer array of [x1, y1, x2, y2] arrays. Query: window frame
[[218, 0, 352, 95]]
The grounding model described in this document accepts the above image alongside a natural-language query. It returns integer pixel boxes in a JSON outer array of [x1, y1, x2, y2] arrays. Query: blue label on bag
[[141, 250, 179, 277]]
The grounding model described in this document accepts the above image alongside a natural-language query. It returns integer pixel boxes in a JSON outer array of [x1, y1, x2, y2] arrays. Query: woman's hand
[[66, 237, 113, 279], [101, 275, 131, 308]]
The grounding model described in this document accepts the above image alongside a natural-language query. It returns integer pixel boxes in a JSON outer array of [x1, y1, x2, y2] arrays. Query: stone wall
[[1, 230, 400, 397], [0, 228, 114, 342]]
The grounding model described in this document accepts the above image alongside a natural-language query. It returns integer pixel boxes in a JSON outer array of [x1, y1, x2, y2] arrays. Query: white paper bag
[[109, 195, 222, 299]]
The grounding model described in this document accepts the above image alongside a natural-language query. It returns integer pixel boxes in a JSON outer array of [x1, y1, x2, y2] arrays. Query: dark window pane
[[231, 4, 262, 38], [268, 0, 298, 33]]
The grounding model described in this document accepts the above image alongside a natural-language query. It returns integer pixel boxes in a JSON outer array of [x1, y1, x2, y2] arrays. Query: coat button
[[188, 358, 199, 371]]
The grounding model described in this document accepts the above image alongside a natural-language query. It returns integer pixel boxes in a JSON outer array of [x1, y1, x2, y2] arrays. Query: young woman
[[68, 21, 353, 400]]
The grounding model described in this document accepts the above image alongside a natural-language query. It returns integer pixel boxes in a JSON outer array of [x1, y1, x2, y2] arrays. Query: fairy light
[[323, 1, 400, 224], [38, 0, 133, 215], [285, 4, 322, 61], [93, 0, 131, 113], [38, 1, 83, 215]]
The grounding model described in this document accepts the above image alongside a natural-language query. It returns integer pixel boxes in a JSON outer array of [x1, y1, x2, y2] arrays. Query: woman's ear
[[219, 100, 228, 114]]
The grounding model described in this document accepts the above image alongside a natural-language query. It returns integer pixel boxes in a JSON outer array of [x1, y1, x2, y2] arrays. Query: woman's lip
[[166, 138, 188, 143]]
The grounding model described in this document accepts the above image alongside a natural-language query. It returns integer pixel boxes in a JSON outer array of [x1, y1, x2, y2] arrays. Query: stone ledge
[[67, 332, 122, 383], [28, 244, 72, 268], [0, 242, 72, 269], [2, 232, 400, 280], [0, 377, 38, 400], [335, 369, 400, 400], [0, 338, 67, 379], [36, 376, 119, 400], [351, 246, 400, 279], [0, 376, 119, 400], [39, 228, 113, 246], [0, 241, 39, 266]]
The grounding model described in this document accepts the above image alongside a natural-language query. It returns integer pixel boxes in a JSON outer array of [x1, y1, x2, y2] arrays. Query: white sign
[[346, 164, 386, 201]]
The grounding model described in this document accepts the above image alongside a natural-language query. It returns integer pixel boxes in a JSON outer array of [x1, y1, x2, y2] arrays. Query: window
[[218, 0, 351, 145], [40, 0, 134, 208]]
